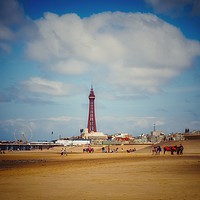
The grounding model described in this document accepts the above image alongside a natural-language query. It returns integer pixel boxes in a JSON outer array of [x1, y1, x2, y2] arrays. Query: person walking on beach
[[157, 146, 162, 155], [64, 148, 67, 156], [108, 146, 110, 153], [152, 145, 157, 155], [179, 144, 184, 154], [177, 144, 184, 155], [61, 148, 64, 155]]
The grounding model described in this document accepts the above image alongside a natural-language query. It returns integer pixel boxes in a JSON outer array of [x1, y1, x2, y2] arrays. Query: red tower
[[87, 86, 97, 133]]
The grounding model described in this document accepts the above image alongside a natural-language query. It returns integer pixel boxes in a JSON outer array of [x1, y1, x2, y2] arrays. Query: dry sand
[[0, 140, 200, 200]]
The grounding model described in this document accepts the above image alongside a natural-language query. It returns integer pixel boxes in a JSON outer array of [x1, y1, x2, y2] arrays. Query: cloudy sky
[[0, 0, 200, 141]]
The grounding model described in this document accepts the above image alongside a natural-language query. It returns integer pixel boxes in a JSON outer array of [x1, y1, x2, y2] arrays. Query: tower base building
[[81, 128, 108, 141]]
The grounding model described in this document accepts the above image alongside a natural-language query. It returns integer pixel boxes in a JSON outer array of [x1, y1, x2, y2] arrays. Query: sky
[[0, 0, 200, 142]]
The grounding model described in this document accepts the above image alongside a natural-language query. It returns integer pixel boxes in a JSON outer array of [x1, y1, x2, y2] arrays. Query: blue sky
[[0, 0, 200, 141]]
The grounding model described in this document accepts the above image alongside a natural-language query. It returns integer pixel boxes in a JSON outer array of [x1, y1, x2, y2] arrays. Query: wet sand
[[0, 140, 200, 200]]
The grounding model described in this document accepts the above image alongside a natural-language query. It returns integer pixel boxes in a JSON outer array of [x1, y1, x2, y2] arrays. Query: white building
[[55, 139, 90, 146], [81, 128, 108, 140], [151, 130, 165, 143]]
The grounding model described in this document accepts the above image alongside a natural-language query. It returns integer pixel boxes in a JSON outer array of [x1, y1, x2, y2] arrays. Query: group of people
[[127, 148, 136, 153], [60, 144, 184, 155], [152, 145, 162, 155], [101, 146, 120, 153], [153, 144, 184, 155], [60, 148, 67, 156], [0, 149, 5, 154], [101, 146, 137, 153]]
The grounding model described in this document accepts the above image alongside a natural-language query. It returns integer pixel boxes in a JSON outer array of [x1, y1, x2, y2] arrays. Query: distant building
[[150, 130, 165, 143], [81, 128, 108, 140], [134, 133, 149, 143], [113, 133, 133, 142], [55, 139, 91, 146], [183, 130, 200, 140]]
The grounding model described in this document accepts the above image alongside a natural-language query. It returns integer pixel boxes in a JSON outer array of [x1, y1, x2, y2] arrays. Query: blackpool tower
[[87, 86, 97, 133]]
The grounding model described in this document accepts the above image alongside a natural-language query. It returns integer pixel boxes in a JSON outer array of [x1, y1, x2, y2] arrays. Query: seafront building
[[55, 139, 91, 146]]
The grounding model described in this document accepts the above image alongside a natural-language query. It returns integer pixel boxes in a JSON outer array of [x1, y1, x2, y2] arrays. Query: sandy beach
[[0, 140, 200, 200]]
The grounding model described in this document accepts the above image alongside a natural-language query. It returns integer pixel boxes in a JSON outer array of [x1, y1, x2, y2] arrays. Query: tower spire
[[87, 85, 97, 133]]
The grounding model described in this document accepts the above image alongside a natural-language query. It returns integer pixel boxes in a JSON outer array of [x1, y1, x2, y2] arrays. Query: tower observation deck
[[87, 86, 97, 133]]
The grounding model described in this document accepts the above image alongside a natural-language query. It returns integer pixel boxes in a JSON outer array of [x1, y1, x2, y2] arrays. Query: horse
[[88, 147, 94, 153], [163, 146, 177, 155], [83, 147, 94, 153]]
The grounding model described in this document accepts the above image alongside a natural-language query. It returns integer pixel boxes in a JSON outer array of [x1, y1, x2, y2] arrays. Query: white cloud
[[26, 12, 200, 95], [0, 116, 82, 141], [48, 116, 78, 122], [0, 77, 81, 105], [97, 115, 166, 134], [52, 59, 89, 75], [21, 77, 73, 96]]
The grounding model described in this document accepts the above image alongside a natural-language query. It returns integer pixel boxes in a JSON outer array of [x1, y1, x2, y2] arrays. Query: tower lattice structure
[[87, 86, 97, 133]]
